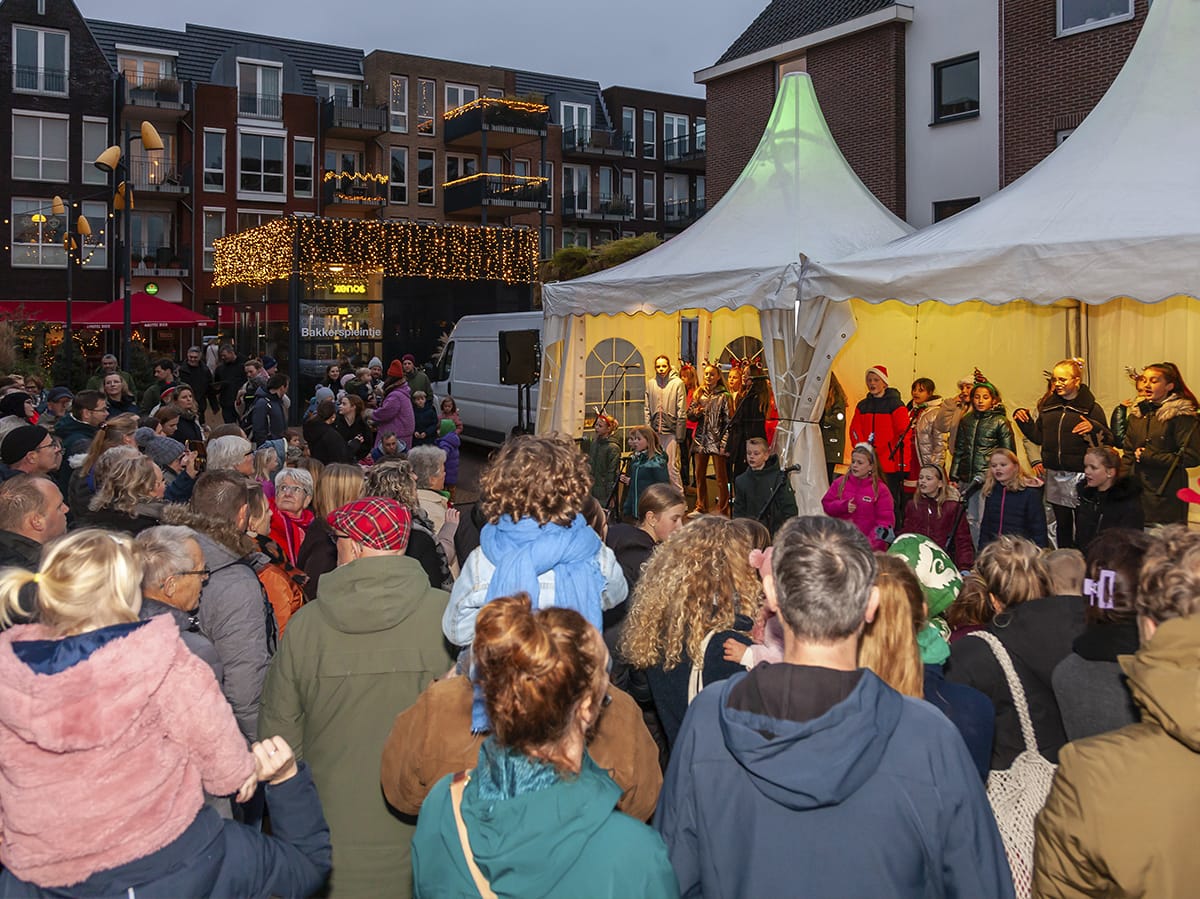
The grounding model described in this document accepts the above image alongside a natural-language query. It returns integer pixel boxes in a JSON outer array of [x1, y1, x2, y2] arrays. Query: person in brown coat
[[1033, 525, 1200, 897], [379, 674, 663, 822]]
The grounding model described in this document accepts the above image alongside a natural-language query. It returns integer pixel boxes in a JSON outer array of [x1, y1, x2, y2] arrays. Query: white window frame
[[664, 173, 688, 221], [12, 25, 68, 96], [642, 109, 656, 159], [642, 172, 656, 220], [315, 77, 361, 108], [445, 82, 478, 114], [389, 147, 408, 204], [622, 169, 636, 209], [563, 229, 590, 249], [663, 113, 689, 161], [203, 128, 226, 192], [202, 207, 225, 272], [12, 110, 68, 182], [82, 116, 109, 186], [541, 161, 554, 214], [236, 58, 283, 120], [696, 116, 707, 151], [417, 149, 436, 206], [417, 78, 436, 135], [389, 75, 408, 133], [79, 199, 108, 268], [564, 163, 589, 213], [1057, 0, 1134, 36], [118, 52, 176, 85], [561, 101, 593, 147], [11, 197, 65, 268], [237, 129, 287, 201], [130, 209, 173, 260], [514, 158, 531, 178], [293, 137, 315, 198], [621, 107, 636, 156], [445, 153, 478, 184]]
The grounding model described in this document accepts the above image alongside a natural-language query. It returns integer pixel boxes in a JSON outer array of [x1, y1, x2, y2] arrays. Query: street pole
[[64, 223, 73, 383], [122, 119, 133, 371]]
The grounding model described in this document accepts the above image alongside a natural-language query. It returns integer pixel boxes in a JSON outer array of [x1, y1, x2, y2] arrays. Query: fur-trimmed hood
[[1131, 393, 1198, 422], [161, 503, 256, 557]]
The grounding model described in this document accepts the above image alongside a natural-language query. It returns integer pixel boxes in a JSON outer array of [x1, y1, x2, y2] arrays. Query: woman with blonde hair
[[620, 425, 669, 520], [620, 515, 759, 748], [68, 412, 140, 516], [945, 535, 1085, 771], [978, 448, 1048, 549], [0, 530, 328, 896], [86, 451, 165, 534], [821, 442, 895, 550], [899, 463, 974, 568], [297, 462, 366, 598]]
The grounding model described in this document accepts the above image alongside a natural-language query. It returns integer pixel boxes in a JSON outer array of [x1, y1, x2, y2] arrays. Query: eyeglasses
[[279, 484, 309, 496], [177, 567, 211, 581], [36, 441, 61, 453]]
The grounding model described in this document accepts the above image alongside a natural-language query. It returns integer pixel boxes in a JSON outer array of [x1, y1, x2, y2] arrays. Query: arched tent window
[[719, 336, 766, 371], [585, 337, 645, 446]]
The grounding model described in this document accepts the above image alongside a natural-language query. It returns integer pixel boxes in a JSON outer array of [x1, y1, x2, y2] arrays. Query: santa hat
[[866, 365, 889, 384]]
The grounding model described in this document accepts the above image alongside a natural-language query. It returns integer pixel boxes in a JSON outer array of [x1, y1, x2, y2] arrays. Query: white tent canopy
[[804, 0, 1200, 307], [540, 72, 912, 513]]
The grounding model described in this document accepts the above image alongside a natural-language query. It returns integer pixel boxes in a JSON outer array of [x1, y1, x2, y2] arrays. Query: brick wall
[[1001, 0, 1147, 185], [808, 23, 906, 219], [704, 62, 775, 206]]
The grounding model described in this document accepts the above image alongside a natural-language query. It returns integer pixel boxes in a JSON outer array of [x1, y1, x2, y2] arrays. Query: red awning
[[0, 301, 107, 322], [218, 303, 290, 325], [74, 292, 215, 329]]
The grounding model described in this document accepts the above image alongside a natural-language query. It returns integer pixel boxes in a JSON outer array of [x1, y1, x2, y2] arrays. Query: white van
[[430, 312, 542, 446]]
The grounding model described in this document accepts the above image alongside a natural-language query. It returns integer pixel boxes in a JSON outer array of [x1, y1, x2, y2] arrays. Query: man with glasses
[[52, 390, 108, 495], [136, 525, 220, 679], [0, 425, 62, 481]]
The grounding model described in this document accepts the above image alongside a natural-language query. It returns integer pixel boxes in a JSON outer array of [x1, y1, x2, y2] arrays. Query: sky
[[76, 0, 771, 97]]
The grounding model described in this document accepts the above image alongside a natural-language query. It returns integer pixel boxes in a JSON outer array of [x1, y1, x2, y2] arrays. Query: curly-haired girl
[[620, 515, 759, 748]]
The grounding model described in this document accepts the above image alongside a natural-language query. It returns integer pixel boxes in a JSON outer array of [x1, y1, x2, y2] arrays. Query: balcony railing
[[663, 197, 708, 226], [130, 245, 190, 275], [663, 130, 707, 164], [238, 92, 282, 120], [321, 99, 388, 134], [444, 98, 549, 147], [321, 173, 388, 208], [13, 65, 68, 94], [562, 192, 634, 221], [129, 156, 189, 193], [561, 127, 630, 156], [124, 72, 187, 109], [443, 173, 548, 215]]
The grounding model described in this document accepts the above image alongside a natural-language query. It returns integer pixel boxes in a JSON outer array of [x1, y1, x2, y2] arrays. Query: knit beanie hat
[[369, 357, 383, 370], [438, 418, 456, 437], [0, 424, 49, 465], [134, 427, 158, 450], [313, 386, 334, 405], [0, 393, 33, 420], [866, 365, 888, 385], [146, 436, 186, 468], [887, 533, 961, 665], [387, 359, 405, 378]]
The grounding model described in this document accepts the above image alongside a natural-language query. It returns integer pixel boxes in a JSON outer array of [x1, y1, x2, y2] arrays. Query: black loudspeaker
[[499, 329, 541, 385]]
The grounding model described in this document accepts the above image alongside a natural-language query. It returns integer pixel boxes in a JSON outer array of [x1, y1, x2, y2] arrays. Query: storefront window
[[296, 272, 385, 400]]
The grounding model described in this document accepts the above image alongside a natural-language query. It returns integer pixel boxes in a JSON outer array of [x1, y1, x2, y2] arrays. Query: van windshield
[[433, 341, 454, 382]]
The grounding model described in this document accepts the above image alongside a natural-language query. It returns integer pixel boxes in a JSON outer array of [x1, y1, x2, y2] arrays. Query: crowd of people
[[0, 346, 1197, 899]]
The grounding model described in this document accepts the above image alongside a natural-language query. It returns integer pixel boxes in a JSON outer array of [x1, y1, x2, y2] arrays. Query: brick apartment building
[[698, 0, 1149, 228]]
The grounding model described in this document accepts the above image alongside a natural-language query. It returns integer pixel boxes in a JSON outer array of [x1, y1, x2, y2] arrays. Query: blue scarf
[[472, 514, 605, 731]]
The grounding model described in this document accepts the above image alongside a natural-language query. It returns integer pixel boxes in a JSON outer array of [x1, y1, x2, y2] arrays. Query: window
[[202, 209, 225, 271], [514, 158, 531, 178], [13, 25, 68, 94], [293, 138, 314, 198], [417, 149, 435, 205], [82, 118, 109, 186], [389, 147, 408, 204], [236, 211, 280, 231], [417, 78, 436, 135], [130, 210, 172, 259], [11, 198, 64, 267], [932, 197, 980, 222], [238, 60, 283, 119], [541, 161, 554, 213], [598, 167, 614, 205], [562, 101, 592, 149], [563, 229, 590, 249], [389, 75, 408, 132], [663, 113, 689, 160], [446, 153, 477, 183], [203, 129, 225, 191], [621, 107, 636, 156], [119, 53, 175, 89], [932, 54, 980, 124], [486, 156, 503, 175], [540, 226, 554, 260], [445, 82, 478, 113], [13, 111, 67, 181], [239, 132, 286, 197], [642, 110, 656, 158], [622, 170, 635, 209], [1058, 0, 1133, 35], [585, 338, 646, 443], [564, 164, 589, 213], [641, 173, 656, 219], [664, 173, 687, 221], [696, 117, 706, 151], [696, 175, 706, 213], [1055, 128, 1075, 144], [316, 79, 360, 107], [79, 200, 107, 268]]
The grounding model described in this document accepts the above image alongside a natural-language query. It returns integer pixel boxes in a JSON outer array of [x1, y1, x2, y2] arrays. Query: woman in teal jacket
[[621, 425, 670, 521], [411, 595, 678, 899]]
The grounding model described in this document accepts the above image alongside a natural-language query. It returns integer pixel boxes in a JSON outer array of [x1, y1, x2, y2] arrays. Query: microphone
[[619, 362, 641, 369], [959, 475, 986, 501]]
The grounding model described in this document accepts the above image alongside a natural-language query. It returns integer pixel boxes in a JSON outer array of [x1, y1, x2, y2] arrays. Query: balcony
[[561, 127, 631, 158], [130, 156, 190, 195], [321, 172, 388, 211], [321, 99, 388, 138], [13, 65, 68, 95], [238, 92, 282, 121], [130, 245, 190, 278], [124, 73, 189, 117], [663, 197, 708, 229], [443, 173, 548, 218], [562, 193, 634, 223], [444, 98, 550, 150], [663, 131, 707, 170]]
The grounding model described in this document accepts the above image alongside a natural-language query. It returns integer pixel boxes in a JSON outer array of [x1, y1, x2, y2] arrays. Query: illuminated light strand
[[212, 217, 540, 288], [321, 171, 389, 184], [443, 97, 550, 121], [442, 172, 548, 189]]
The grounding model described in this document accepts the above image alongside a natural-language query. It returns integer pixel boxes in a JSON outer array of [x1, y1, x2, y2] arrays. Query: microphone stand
[[754, 466, 799, 527], [608, 453, 631, 522]]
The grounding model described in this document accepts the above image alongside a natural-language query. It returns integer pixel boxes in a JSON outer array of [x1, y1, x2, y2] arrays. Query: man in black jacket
[[213, 345, 245, 424], [178, 346, 213, 415]]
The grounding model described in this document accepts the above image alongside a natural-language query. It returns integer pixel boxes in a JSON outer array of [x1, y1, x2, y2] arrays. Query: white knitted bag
[[970, 631, 1057, 899]]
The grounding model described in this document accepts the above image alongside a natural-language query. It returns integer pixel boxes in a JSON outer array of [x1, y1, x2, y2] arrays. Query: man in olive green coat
[[259, 497, 454, 898]]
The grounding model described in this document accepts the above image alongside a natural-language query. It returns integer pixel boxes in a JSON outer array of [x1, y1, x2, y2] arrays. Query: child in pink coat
[[822, 442, 895, 550]]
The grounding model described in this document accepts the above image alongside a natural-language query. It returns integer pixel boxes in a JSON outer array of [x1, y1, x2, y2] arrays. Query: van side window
[[434, 341, 454, 382]]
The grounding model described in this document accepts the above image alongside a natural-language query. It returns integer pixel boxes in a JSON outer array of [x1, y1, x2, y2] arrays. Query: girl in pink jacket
[[822, 442, 895, 550]]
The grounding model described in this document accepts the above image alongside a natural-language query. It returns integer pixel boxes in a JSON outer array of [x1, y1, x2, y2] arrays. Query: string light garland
[[321, 171, 389, 184], [212, 216, 540, 288], [443, 96, 549, 122], [442, 172, 548, 189]]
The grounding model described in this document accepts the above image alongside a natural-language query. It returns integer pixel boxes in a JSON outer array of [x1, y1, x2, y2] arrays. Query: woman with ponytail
[[411, 594, 678, 899]]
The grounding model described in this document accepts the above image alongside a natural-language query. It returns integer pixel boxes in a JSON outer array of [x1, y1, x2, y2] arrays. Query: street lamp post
[[94, 120, 163, 370], [50, 195, 92, 384]]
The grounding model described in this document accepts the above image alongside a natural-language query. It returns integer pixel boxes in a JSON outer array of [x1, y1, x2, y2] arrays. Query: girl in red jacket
[[900, 464, 975, 569], [822, 442, 895, 550], [848, 365, 912, 501]]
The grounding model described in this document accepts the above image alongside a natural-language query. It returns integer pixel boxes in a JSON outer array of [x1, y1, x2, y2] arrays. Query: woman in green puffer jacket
[[950, 377, 1016, 544]]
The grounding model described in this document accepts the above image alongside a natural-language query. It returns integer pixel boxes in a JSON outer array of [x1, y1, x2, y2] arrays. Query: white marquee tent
[[539, 72, 911, 514]]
